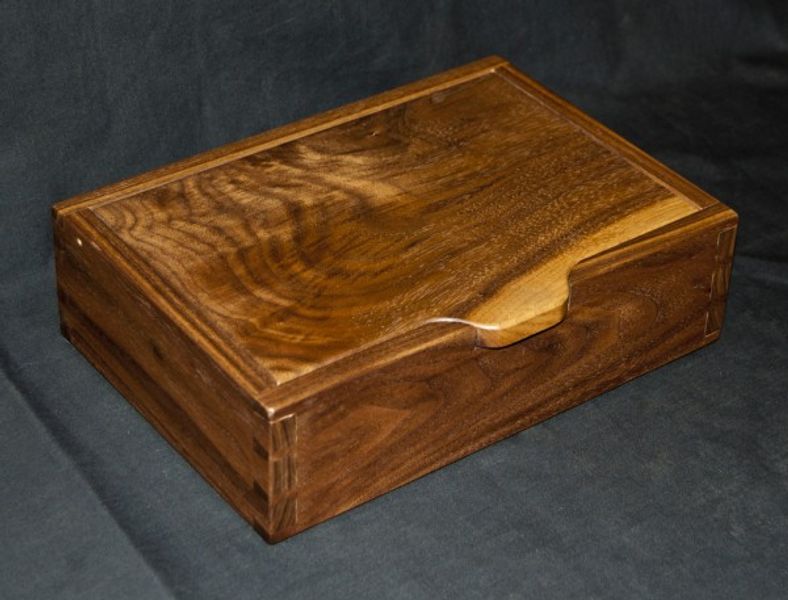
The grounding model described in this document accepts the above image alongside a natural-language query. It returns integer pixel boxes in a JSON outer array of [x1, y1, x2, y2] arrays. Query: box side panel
[[281, 207, 737, 540], [54, 213, 272, 533]]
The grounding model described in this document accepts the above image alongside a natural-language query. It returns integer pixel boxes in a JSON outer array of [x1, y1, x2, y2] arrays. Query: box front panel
[[282, 209, 737, 540]]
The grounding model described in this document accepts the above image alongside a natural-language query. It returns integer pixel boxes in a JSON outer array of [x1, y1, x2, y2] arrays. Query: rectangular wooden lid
[[55, 56, 712, 400]]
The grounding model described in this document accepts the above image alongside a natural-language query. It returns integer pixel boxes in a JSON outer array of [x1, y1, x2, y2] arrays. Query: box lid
[[55, 57, 707, 399]]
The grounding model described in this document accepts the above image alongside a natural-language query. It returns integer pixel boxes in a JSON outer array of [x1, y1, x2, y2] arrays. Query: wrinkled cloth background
[[1, 1, 787, 598]]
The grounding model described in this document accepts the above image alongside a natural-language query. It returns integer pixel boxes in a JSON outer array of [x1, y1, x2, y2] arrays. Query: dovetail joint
[[705, 226, 737, 336], [251, 411, 297, 535]]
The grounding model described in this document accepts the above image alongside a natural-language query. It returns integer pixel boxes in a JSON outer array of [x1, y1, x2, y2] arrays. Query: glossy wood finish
[[78, 66, 699, 384], [54, 57, 737, 542], [290, 205, 737, 538]]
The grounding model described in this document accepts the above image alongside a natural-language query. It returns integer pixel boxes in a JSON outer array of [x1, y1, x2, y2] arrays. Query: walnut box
[[53, 56, 738, 542]]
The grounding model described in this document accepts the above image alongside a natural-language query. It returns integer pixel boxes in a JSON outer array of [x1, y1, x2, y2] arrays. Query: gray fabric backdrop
[[1, 1, 787, 598]]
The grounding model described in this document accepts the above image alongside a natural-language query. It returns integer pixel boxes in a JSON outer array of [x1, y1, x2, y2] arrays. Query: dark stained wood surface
[[77, 66, 697, 384], [53, 57, 738, 542], [289, 206, 737, 538]]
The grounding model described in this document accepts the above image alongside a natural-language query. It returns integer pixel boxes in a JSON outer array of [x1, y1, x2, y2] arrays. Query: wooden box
[[53, 57, 738, 542]]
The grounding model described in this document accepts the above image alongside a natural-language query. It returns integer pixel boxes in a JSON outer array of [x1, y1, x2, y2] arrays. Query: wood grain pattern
[[287, 206, 737, 539], [82, 68, 697, 384], [54, 56, 508, 217], [53, 57, 738, 542], [56, 213, 268, 529], [705, 226, 737, 336]]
